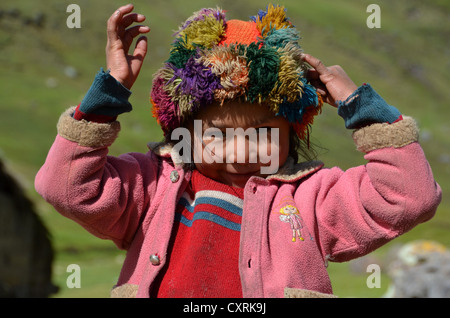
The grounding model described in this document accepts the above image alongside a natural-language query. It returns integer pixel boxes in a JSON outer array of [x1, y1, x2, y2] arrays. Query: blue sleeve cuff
[[79, 68, 132, 117], [337, 83, 401, 129]]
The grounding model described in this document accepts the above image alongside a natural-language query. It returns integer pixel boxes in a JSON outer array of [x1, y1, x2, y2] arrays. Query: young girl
[[35, 4, 441, 298]]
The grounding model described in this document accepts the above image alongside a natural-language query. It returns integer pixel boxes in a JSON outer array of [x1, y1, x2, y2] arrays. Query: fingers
[[123, 25, 150, 51], [107, 4, 149, 44], [132, 36, 148, 61], [121, 13, 146, 30], [107, 4, 134, 41], [301, 53, 359, 107], [120, 36, 148, 89], [301, 53, 329, 75], [105, 5, 150, 90], [302, 53, 334, 91], [303, 68, 326, 96], [118, 13, 148, 40]]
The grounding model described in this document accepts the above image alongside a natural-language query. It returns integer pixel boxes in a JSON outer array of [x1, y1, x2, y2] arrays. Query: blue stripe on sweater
[[178, 196, 243, 216], [175, 212, 241, 231]]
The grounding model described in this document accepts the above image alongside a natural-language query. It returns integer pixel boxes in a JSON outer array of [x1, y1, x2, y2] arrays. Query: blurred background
[[0, 0, 448, 297]]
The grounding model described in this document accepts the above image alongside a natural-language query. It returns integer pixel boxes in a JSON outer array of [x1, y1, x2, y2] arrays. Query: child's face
[[189, 101, 290, 188]]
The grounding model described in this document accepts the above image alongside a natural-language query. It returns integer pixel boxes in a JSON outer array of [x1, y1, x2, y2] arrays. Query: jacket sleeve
[[302, 116, 442, 263], [73, 68, 132, 123], [35, 107, 159, 250]]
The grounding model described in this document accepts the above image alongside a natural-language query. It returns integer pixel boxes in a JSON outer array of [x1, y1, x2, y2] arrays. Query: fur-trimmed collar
[[147, 142, 323, 183]]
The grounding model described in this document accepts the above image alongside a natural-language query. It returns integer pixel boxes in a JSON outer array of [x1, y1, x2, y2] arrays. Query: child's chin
[[224, 172, 256, 188]]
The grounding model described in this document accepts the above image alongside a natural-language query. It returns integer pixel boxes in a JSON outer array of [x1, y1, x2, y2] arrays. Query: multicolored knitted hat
[[150, 4, 323, 140]]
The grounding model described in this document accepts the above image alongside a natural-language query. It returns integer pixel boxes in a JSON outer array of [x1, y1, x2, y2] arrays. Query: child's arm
[[302, 53, 402, 127], [299, 54, 441, 262], [73, 4, 150, 123], [35, 6, 154, 249]]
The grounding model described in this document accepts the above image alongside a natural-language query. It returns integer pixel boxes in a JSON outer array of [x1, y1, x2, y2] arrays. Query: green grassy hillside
[[1, 0, 448, 297]]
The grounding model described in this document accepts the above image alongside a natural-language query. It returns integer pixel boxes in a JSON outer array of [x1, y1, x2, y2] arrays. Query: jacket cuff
[[57, 107, 121, 148], [76, 68, 132, 121], [337, 83, 402, 129], [352, 116, 419, 153]]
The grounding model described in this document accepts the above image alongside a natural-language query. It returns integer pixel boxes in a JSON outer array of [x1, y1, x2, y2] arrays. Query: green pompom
[[167, 38, 198, 69], [246, 43, 280, 103]]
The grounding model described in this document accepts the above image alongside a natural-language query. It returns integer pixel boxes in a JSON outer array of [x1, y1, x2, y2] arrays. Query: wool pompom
[[161, 67, 189, 121], [246, 43, 280, 103], [267, 43, 305, 111], [290, 91, 323, 140], [167, 39, 198, 69], [151, 76, 180, 134], [172, 56, 222, 114], [250, 9, 267, 23], [197, 45, 249, 103], [277, 80, 320, 123], [176, 7, 226, 35], [175, 9, 226, 50], [264, 27, 300, 48], [253, 4, 292, 37]]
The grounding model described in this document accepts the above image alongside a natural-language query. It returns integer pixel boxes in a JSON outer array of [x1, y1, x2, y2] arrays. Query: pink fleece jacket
[[35, 108, 441, 298]]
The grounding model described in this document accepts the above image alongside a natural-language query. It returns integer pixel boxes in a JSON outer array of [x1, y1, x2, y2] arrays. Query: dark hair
[[288, 126, 318, 163]]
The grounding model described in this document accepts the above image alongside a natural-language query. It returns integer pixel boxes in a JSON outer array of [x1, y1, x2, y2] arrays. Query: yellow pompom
[[178, 16, 226, 50], [255, 4, 292, 37]]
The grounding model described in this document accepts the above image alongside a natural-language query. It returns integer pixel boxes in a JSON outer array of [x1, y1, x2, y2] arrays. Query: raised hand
[[106, 4, 150, 90], [301, 54, 358, 107]]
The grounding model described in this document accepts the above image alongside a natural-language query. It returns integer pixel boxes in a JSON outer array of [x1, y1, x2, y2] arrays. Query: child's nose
[[225, 135, 257, 163]]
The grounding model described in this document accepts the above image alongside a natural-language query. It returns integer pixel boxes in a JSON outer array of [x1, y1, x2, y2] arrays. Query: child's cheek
[[259, 129, 282, 174]]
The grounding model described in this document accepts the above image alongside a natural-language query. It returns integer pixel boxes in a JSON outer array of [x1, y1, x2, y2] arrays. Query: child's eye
[[255, 127, 272, 134], [202, 127, 226, 141]]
